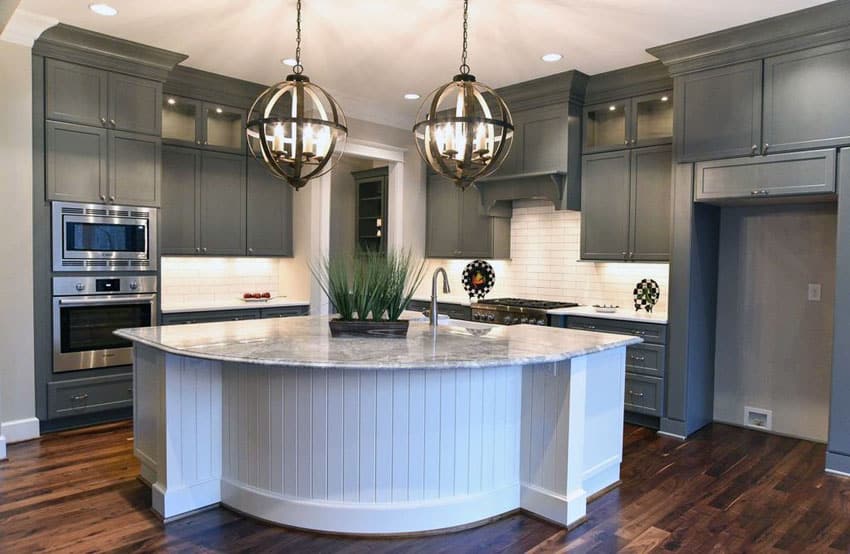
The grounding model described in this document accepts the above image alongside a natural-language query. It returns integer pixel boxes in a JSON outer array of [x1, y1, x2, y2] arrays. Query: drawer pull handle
[[71, 393, 89, 402], [627, 390, 645, 398], [630, 355, 646, 362]]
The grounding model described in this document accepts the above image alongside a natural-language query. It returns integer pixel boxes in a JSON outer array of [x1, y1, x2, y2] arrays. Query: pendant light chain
[[459, 0, 470, 75], [293, 0, 304, 74]]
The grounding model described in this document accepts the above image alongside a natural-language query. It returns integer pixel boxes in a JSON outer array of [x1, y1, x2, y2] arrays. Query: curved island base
[[121, 317, 640, 535]]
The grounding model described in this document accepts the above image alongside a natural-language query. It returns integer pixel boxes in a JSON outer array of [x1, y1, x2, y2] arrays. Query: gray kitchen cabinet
[[694, 148, 836, 202], [108, 72, 162, 136], [161, 305, 308, 325], [674, 61, 763, 162], [45, 59, 108, 128], [247, 158, 293, 256], [46, 121, 108, 203], [108, 130, 161, 207], [46, 59, 162, 136], [161, 145, 200, 254], [353, 167, 388, 253], [581, 146, 672, 261], [624, 374, 664, 417], [261, 305, 310, 318], [583, 91, 672, 153], [496, 103, 570, 176], [162, 95, 244, 154], [407, 300, 472, 321], [199, 151, 246, 255], [47, 374, 133, 420], [426, 173, 510, 259], [763, 42, 850, 154], [203, 102, 245, 154], [162, 95, 203, 147], [580, 150, 631, 260], [629, 145, 673, 261]]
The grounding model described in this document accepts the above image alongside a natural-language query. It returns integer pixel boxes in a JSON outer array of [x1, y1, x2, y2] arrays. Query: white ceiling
[[20, 0, 833, 129]]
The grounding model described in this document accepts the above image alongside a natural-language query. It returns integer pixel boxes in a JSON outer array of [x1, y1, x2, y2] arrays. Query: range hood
[[473, 70, 587, 214]]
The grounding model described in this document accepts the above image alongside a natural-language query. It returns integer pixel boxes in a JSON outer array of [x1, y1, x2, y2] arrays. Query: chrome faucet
[[430, 267, 451, 326]]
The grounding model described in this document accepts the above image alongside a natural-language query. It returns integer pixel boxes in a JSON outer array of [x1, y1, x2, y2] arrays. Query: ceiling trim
[[585, 61, 672, 104], [1, 9, 56, 47]]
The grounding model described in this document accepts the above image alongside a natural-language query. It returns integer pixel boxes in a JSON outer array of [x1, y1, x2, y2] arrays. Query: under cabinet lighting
[[404, 93, 421, 100], [215, 107, 223, 114], [661, 96, 669, 102], [541, 53, 562, 62], [89, 3, 118, 16], [167, 98, 176, 105], [608, 105, 617, 111]]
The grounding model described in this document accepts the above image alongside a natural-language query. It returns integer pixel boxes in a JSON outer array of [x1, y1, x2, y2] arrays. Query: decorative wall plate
[[462, 260, 495, 299], [633, 279, 660, 312]]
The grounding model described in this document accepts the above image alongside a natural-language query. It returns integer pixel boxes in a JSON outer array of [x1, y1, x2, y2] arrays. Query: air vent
[[62, 260, 84, 267], [107, 209, 130, 217], [130, 211, 150, 219], [107, 260, 130, 267], [77, 260, 107, 267], [84, 208, 108, 216], [61, 207, 85, 215], [130, 260, 150, 267]]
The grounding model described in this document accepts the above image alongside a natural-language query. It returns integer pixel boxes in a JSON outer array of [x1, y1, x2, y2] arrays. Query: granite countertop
[[116, 314, 641, 370], [160, 297, 310, 314], [546, 306, 668, 324]]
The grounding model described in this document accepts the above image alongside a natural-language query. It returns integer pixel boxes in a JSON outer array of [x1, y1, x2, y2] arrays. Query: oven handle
[[57, 294, 157, 306]]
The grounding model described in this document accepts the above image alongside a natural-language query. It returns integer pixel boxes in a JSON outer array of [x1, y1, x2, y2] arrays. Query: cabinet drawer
[[624, 373, 664, 416], [694, 149, 836, 202], [626, 343, 666, 378], [407, 300, 429, 313], [47, 374, 133, 419], [566, 316, 667, 344], [161, 309, 261, 325], [407, 301, 471, 321], [261, 305, 309, 318]]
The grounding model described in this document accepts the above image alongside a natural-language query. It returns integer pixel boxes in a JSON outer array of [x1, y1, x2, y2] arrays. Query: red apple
[[243, 293, 252, 299], [262, 292, 271, 299]]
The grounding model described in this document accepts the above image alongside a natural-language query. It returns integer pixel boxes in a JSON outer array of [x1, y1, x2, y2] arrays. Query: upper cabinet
[[671, 41, 850, 162], [674, 61, 763, 162], [247, 158, 293, 257], [500, 103, 571, 176], [46, 59, 162, 136], [162, 95, 245, 154], [353, 167, 389, 253], [583, 91, 673, 153]]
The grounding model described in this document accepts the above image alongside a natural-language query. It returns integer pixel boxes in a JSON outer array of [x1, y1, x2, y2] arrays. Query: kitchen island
[[116, 316, 640, 535]]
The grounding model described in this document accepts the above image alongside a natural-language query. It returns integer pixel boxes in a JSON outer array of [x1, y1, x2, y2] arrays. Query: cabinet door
[[580, 150, 631, 261], [763, 42, 850, 153], [107, 73, 162, 136], [583, 100, 631, 153], [46, 121, 108, 203], [161, 146, 200, 254], [631, 91, 673, 148], [629, 146, 672, 261], [247, 158, 293, 256], [458, 186, 494, 258], [162, 95, 203, 147], [199, 151, 246, 255], [45, 59, 108, 128], [426, 174, 462, 258], [675, 61, 763, 162], [517, 104, 569, 173], [694, 148, 836, 201], [108, 131, 161, 207], [203, 103, 246, 154]]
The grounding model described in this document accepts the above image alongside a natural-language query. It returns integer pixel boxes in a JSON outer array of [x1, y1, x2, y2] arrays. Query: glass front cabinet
[[162, 95, 245, 154], [583, 90, 672, 153]]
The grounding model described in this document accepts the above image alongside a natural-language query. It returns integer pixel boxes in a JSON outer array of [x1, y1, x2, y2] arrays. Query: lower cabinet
[[161, 305, 309, 325], [47, 374, 133, 419], [426, 173, 511, 259], [407, 300, 472, 321], [581, 145, 672, 262], [557, 315, 668, 428], [694, 148, 836, 202]]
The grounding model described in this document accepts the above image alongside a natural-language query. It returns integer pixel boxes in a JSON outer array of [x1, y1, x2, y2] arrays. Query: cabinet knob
[[99, 194, 105, 201], [202, 247, 207, 253], [196, 140, 202, 145], [109, 195, 115, 201], [195, 247, 200, 253], [100, 117, 107, 126], [248, 248, 254, 254], [109, 119, 116, 127], [624, 139, 630, 145], [630, 139, 636, 145], [762, 143, 769, 154], [751, 144, 758, 155], [204, 140, 208, 145], [621, 251, 627, 258]]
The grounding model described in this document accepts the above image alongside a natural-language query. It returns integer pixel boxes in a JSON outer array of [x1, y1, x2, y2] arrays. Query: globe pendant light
[[413, 0, 513, 189], [246, 0, 348, 191]]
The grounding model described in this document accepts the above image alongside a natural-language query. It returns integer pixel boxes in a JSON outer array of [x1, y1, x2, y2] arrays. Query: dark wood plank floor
[[2, 421, 849, 553]]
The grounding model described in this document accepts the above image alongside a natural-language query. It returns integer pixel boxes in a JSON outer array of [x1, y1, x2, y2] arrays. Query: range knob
[[473, 313, 480, 321], [129, 280, 139, 290], [521, 317, 529, 324], [537, 319, 546, 325], [503, 316, 513, 325], [75, 282, 85, 291], [487, 314, 495, 322]]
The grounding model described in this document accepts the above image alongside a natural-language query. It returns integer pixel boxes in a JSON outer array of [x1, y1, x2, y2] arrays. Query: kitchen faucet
[[430, 267, 451, 326]]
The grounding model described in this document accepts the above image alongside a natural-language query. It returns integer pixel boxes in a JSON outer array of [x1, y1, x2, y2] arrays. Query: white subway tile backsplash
[[161, 257, 282, 307]]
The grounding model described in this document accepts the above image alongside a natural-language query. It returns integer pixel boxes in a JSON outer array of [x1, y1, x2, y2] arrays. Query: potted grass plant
[[311, 249, 426, 338]]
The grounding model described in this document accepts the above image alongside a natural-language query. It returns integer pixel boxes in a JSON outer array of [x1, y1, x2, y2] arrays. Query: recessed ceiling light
[[215, 107, 223, 114], [541, 53, 563, 62], [609, 105, 617, 111], [89, 3, 118, 16], [166, 98, 176, 105], [281, 58, 297, 66], [661, 95, 669, 102], [404, 93, 421, 100]]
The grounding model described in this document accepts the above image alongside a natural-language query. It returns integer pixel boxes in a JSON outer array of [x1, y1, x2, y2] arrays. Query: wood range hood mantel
[[475, 171, 571, 214]]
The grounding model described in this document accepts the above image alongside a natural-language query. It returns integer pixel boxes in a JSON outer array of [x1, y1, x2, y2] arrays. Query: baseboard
[[1, 417, 40, 443], [826, 451, 850, 477], [712, 418, 826, 444], [0, 434, 6, 461]]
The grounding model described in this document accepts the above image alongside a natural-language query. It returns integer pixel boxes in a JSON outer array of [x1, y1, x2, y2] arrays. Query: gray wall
[[714, 204, 836, 442], [330, 156, 374, 260]]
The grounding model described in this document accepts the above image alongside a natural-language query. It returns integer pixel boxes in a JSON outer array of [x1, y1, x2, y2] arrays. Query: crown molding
[[1, 9, 57, 48], [648, 0, 850, 76], [497, 70, 590, 111], [584, 61, 671, 104], [165, 65, 267, 109], [33, 23, 187, 81]]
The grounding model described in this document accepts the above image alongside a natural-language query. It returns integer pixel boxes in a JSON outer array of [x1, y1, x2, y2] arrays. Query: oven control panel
[[54, 275, 158, 296], [471, 306, 549, 326]]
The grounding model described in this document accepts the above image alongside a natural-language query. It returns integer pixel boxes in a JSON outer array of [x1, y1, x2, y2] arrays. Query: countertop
[[160, 297, 310, 314], [546, 306, 668, 324], [116, 314, 641, 370]]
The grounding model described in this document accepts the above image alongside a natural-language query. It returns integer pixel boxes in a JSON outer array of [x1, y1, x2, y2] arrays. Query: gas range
[[471, 298, 580, 326]]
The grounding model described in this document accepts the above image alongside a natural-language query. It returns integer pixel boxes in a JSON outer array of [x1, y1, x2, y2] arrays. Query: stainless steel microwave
[[52, 201, 158, 272]]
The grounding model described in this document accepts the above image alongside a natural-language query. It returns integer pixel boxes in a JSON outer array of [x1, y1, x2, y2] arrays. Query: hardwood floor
[[2, 422, 849, 553]]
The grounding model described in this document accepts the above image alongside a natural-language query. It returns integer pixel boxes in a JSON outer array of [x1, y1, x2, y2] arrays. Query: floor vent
[[744, 406, 773, 431]]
